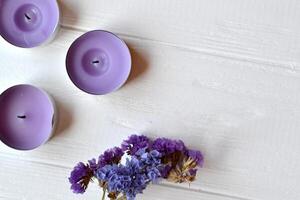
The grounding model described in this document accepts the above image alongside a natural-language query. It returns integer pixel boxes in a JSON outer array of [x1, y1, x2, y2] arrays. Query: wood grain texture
[[60, 0, 300, 75], [0, 155, 238, 200], [1, 0, 300, 200]]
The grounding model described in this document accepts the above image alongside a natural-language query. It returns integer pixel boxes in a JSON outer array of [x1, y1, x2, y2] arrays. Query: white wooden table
[[1, 0, 300, 199]]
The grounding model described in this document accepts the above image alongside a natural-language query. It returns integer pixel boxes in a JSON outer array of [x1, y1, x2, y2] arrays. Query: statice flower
[[160, 164, 172, 178], [98, 147, 124, 168], [187, 149, 204, 167], [87, 158, 98, 172], [96, 150, 162, 199], [167, 150, 204, 183], [122, 158, 149, 199], [140, 149, 161, 167], [122, 135, 151, 155], [69, 162, 94, 194], [188, 168, 198, 176], [168, 155, 202, 183], [69, 135, 204, 199], [97, 158, 147, 199], [152, 138, 186, 155], [96, 164, 119, 182], [139, 149, 163, 182]]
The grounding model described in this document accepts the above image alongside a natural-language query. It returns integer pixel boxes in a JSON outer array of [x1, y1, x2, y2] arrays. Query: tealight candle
[[66, 30, 132, 95], [0, 0, 60, 48], [0, 85, 56, 150]]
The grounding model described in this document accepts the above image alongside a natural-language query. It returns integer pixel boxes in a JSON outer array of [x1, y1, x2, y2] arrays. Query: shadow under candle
[[124, 43, 150, 86], [51, 99, 73, 139]]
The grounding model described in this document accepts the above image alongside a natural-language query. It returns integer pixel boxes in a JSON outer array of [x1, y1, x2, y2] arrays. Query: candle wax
[[0, 0, 59, 48], [0, 85, 55, 150], [66, 30, 132, 95]]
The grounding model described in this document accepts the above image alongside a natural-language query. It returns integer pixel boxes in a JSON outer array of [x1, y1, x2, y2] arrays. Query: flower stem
[[101, 188, 106, 200]]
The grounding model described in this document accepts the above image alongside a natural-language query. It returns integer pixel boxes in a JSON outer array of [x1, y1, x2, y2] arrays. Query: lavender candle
[[0, 85, 56, 150], [0, 0, 60, 48], [66, 30, 132, 95]]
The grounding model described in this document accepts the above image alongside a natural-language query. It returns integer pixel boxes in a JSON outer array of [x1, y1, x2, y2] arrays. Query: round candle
[[0, 0, 60, 48], [66, 30, 132, 95], [0, 85, 55, 150]]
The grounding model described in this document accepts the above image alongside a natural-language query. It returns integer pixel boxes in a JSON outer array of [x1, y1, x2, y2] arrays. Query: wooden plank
[[59, 0, 300, 73], [0, 27, 300, 199], [0, 155, 239, 200]]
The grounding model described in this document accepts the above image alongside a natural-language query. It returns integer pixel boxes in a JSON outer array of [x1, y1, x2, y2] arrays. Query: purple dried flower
[[96, 150, 162, 199], [98, 147, 124, 168], [96, 164, 119, 181], [152, 138, 186, 155], [140, 149, 162, 167], [69, 135, 204, 198], [187, 150, 204, 167], [138, 149, 163, 182], [123, 158, 149, 198], [121, 135, 151, 155], [87, 158, 98, 172], [69, 162, 94, 194], [146, 167, 161, 182], [189, 168, 198, 176], [96, 158, 148, 199], [160, 164, 172, 178]]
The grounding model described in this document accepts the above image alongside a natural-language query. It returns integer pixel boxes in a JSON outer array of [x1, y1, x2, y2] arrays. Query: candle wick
[[17, 115, 26, 119], [24, 13, 31, 20], [92, 60, 100, 64]]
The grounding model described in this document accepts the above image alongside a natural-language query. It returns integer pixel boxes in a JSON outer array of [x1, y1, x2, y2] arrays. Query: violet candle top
[[0, 0, 59, 48], [66, 30, 132, 95], [0, 85, 55, 150]]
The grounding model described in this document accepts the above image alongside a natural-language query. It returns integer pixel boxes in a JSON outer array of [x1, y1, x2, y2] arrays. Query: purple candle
[[0, 85, 56, 150], [0, 0, 60, 48], [66, 30, 132, 95]]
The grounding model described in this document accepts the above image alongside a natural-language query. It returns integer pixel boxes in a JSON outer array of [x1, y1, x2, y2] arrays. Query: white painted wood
[[1, 1, 300, 200], [60, 0, 300, 75], [0, 155, 238, 200]]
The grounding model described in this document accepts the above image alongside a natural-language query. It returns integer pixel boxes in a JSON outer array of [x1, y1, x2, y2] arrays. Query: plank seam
[[60, 24, 300, 77], [160, 184, 258, 200], [0, 152, 258, 200]]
